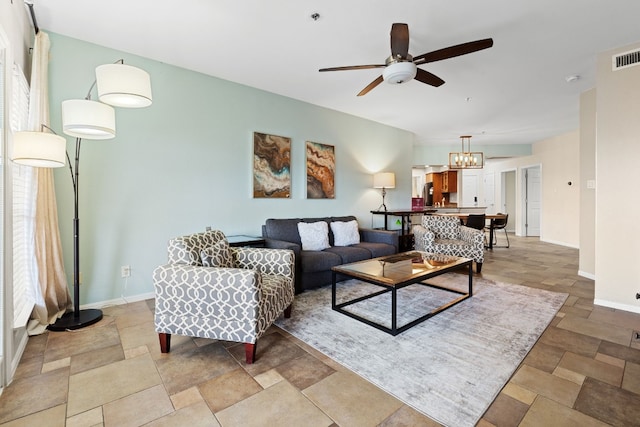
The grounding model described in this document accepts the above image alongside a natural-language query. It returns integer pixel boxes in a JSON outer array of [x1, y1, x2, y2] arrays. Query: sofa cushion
[[354, 242, 397, 258], [264, 218, 303, 246], [330, 220, 360, 246], [324, 246, 371, 264], [331, 215, 357, 223], [298, 221, 330, 251], [300, 250, 342, 273], [431, 239, 481, 262], [200, 239, 234, 268]]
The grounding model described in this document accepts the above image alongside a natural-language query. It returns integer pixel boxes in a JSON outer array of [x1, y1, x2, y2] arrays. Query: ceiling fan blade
[[413, 38, 494, 65], [414, 68, 445, 87], [357, 75, 384, 96], [319, 64, 386, 72], [390, 23, 410, 59]]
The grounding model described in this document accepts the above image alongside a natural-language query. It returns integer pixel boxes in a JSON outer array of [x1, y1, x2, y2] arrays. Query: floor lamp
[[12, 60, 152, 330]]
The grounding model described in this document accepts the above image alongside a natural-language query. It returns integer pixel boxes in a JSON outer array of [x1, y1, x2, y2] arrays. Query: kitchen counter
[[424, 206, 487, 213], [371, 206, 487, 234]]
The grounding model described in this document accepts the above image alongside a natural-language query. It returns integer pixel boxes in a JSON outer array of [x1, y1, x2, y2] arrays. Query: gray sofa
[[262, 215, 398, 293]]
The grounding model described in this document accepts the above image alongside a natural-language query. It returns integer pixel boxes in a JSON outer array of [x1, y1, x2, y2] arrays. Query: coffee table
[[331, 251, 473, 335]]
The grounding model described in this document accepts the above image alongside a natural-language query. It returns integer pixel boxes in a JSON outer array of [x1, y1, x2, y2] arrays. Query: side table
[[226, 235, 266, 248]]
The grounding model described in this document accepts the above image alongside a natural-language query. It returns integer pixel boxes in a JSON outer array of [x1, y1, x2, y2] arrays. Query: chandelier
[[448, 135, 484, 169]]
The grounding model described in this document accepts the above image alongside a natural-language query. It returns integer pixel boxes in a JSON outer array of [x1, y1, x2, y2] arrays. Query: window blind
[[11, 64, 37, 328]]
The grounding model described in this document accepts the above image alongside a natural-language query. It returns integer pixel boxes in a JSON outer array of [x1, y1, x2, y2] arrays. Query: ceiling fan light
[[383, 62, 417, 84]]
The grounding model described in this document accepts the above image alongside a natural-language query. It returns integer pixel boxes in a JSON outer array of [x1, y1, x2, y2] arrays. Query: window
[[10, 64, 37, 328]]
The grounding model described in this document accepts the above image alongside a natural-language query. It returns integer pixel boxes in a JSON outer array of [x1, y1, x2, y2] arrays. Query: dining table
[[435, 213, 508, 250]]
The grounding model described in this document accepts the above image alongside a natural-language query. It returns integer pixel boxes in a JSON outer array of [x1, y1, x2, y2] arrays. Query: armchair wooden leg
[[284, 304, 292, 318], [476, 262, 483, 274], [245, 342, 257, 364], [159, 333, 171, 353]]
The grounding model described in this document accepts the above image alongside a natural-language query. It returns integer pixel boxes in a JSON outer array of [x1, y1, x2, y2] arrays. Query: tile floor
[[1, 235, 640, 426]]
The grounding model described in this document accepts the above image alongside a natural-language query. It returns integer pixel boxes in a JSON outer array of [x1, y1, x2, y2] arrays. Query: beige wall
[[595, 41, 640, 313], [533, 131, 581, 247], [482, 130, 580, 248], [579, 89, 596, 278]]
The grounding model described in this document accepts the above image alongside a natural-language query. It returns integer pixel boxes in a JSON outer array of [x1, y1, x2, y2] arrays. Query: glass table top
[[332, 251, 471, 286]]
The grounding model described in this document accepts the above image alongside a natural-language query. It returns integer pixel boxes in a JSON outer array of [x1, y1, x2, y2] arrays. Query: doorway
[[500, 170, 516, 232], [522, 165, 541, 236]]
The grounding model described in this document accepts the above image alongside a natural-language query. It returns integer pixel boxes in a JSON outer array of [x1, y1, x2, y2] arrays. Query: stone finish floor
[[1, 235, 639, 426]]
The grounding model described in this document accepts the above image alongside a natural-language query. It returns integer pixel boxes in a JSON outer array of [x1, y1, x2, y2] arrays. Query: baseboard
[[594, 298, 640, 315], [578, 270, 596, 280], [81, 292, 155, 310], [540, 238, 579, 249]]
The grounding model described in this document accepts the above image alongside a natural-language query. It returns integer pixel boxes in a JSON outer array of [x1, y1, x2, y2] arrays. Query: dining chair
[[489, 213, 510, 248], [465, 214, 486, 231]]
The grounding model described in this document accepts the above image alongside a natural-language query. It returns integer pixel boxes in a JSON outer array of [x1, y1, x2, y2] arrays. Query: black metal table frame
[[331, 259, 473, 336]]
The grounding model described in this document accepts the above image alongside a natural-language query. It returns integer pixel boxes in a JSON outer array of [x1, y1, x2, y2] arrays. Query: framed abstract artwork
[[306, 141, 335, 199], [253, 132, 291, 198]]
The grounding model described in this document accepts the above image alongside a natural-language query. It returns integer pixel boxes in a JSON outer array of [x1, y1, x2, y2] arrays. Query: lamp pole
[[48, 137, 103, 330]]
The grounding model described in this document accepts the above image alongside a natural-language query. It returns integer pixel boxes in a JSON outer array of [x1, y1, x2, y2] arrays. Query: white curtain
[[26, 31, 71, 335]]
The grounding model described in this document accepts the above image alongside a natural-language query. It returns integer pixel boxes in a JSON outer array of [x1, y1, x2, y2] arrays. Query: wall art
[[253, 132, 291, 198], [306, 141, 335, 199]]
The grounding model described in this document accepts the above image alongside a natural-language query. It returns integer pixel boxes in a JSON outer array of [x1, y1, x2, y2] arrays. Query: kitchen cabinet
[[426, 173, 442, 204], [441, 171, 458, 193], [425, 171, 458, 205]]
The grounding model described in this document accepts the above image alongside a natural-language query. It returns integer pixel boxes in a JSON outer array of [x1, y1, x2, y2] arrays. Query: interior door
[[483, 172, 495, 213], [501, 170, 516, 232], [524, 166, 541, 236]]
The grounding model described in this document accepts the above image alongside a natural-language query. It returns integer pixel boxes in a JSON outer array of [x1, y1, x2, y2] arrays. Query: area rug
[[275, 274, 567, 427]]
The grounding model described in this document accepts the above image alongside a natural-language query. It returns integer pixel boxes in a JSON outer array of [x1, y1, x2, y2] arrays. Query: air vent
[[612, 49, 640, 70]]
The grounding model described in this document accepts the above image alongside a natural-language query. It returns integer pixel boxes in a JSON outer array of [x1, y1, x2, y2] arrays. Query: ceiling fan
[[319, 23, 493, 96]]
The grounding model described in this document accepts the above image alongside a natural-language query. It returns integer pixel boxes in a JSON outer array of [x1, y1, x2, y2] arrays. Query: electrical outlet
[[121, 265, 131, 278]]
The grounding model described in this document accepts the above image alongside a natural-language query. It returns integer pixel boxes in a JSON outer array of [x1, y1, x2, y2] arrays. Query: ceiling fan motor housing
[[383, 61, 417, 84]]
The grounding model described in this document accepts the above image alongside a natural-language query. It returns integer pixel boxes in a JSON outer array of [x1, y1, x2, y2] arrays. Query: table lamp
[[373, 172, 395, 211]]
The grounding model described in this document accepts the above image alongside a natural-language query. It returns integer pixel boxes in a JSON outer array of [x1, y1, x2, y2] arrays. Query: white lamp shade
[[373, 172, 396, 188], [12, 131, 66, 168], [96, 63, 152, 108], [62, 99, 116, 140]]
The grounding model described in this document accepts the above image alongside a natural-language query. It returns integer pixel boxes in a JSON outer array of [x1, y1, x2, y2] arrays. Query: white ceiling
[[30, 0, 640, 147]]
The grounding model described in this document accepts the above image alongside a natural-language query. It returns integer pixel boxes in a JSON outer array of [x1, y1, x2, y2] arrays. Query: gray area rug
[[275, 274, 567, 427]]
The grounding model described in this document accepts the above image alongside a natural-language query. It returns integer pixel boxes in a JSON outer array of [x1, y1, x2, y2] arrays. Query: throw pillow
[[297, 221, 330, 251], [331, 220, 360, 246], [201, 238, 234, 268]]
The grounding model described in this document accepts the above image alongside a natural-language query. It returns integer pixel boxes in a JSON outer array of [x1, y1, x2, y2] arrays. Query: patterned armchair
[[153, 230, 295, 364], [412, 215, 485, 273]]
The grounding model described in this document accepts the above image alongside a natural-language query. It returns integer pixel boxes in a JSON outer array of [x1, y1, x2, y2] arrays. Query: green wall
[[47, 33, 414, 305]]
